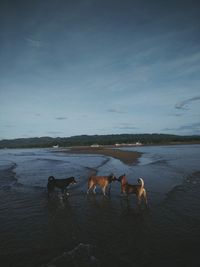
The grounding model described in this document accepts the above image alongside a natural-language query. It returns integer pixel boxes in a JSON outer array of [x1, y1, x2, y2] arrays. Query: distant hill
[[0, 134, 200, 148]]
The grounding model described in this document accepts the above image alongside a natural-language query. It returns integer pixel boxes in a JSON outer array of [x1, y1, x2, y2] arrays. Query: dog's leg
[[108, 184, 111, 195], [93, 186, 97, 194], [102, 186, 106, 196], [61, 188, 65, 196], [87, 188, 90, 194], [64, 188, 69, 197], [121, 184, 126, 196], [121, 189, 126, 196], [137, 194, 141, 206], [47, 187, 54, 198], [47, 182, 54, 198], [87, 180, 93, 194], [142, 189, 148, 206]]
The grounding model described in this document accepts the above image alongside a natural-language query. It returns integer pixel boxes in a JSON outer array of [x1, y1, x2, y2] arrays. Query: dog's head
[[117, 174, 126, 182], [70, 177, 77, 184], [108, 173, 117, 183], [48, 176, 55, 182]]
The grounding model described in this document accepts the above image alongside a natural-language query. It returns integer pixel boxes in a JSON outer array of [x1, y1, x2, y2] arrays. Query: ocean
[[0, 144, 200, 267]]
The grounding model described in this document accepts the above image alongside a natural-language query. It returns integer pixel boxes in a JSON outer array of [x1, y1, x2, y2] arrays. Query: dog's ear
[[48, 176, 55, 182], [118, 175, 122, 181], [108, 173, 114, 179], [112, 174, 117, 180], [73, 177, 77, 183]]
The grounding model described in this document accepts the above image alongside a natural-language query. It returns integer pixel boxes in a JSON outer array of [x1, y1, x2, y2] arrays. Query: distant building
[[90, 144, 100, 148], [53, 144, 59, 148], [135, 141, 142, 146], [115, 142, 142, 147]]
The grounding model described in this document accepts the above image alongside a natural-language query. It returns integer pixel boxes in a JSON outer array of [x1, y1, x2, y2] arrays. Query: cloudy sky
[[0, 0, 200, 139]]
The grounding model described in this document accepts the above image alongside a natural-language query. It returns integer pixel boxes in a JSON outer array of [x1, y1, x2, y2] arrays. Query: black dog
[[47, 176, 77, 197]]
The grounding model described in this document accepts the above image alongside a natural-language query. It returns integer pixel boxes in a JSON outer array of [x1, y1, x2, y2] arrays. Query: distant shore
[[62, 146, 142, 165]]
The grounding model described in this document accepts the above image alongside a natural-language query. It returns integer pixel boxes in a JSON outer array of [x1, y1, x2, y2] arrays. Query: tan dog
[[87, 174, 117, 196], [118, 174, 148, 206]]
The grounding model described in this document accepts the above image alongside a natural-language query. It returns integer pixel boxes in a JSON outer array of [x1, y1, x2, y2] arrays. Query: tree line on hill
[[0, 134, 200, 148]]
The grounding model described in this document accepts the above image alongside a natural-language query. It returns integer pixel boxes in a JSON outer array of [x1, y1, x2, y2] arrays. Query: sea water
[[0, 145, 200, 266]]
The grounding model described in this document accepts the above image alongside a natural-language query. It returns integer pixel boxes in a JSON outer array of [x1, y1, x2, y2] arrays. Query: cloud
[[3, 125, 15, 128], [167, 112, 183, 117], [25, 37, 44, 48], [47, 131, 63, 134], [175, 96, 200, 110], [178, 122, 200, 132], [163, 122, 200, 134], [55, 117, 68, 120], [107, 108, 126, 114], [114, 124, 138, 130], [171, 114, 183, 117], [163, 127, 175, 132]]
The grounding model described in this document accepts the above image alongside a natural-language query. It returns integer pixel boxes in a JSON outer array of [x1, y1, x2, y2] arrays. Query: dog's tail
[[138, 178, 144, 188], [48, 176, 55, 182], [87, 176, 92, 188], [87, 176, 93, 194]]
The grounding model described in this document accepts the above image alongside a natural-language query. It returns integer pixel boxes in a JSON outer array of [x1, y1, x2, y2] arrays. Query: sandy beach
[[63, 146, 142, 165]]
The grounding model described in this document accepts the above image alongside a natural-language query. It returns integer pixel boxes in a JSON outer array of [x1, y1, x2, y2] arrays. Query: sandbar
[[63, 146, 142, 165]]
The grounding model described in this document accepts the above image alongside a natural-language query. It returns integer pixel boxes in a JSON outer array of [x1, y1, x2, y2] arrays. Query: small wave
[[96, 157, 111, 169], [13, 152, 37, 157], [163, 170, 200, 204], [186, 171, 200, 183], [85, 166, 98, 176], [33, 158, 66, 163], [44, 243, 99, 267], [149, 159, 168, 165], [0, 160, 17, 171], [0, 162, 17, 187], [84, 157, 111, 177]]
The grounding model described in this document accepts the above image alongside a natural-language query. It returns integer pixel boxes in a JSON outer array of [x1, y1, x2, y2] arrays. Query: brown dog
[[118, 174, 148, 206], [47, 176, 77, 197], [87, 174, 117, 196]]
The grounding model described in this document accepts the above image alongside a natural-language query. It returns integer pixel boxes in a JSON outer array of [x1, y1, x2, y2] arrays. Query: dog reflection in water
[[118, 174, 148, 207], [47, 176, 77, 198], [87, 174, 117, 196]]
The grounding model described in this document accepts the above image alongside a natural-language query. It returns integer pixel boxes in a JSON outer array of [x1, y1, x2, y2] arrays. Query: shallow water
[[0, 145, 200, 267]]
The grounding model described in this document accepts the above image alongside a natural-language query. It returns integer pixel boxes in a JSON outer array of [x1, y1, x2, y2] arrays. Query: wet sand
[[63, 146, 142, 165]]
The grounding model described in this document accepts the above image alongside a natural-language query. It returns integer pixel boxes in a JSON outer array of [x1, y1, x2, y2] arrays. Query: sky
[[0, 0, 200, 139]]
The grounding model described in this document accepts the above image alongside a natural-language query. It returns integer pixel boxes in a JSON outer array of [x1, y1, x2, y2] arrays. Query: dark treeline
[[0, 134, 200, 148]]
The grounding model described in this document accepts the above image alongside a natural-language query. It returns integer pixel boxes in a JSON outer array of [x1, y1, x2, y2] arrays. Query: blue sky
[[0, 0, 200, 139]]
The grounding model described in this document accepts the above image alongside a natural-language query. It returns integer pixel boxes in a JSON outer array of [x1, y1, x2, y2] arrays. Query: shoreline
[[62, 146, 142, 165]]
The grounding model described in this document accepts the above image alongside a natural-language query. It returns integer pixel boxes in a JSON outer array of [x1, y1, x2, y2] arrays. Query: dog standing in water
[[118, 174, 148, 206], [87, 174, 117, 196], [47, 176, 77, 198]]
